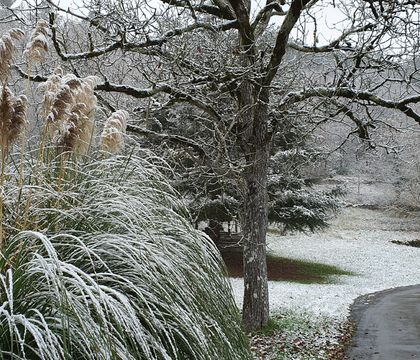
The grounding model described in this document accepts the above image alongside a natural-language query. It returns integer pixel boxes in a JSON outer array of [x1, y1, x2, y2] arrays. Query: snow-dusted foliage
[[166, 108, 343, 234], [0, 152, 251, 359], [267, 122, 344, 233], [267, 173, 344, 233]]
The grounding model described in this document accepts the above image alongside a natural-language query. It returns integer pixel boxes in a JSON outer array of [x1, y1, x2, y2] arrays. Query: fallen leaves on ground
[[250, 313, 354, 360]]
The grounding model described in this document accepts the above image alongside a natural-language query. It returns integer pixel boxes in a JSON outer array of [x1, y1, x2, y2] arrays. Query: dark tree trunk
[[241, 142, 270, 332], [237, 85, 271, 331]]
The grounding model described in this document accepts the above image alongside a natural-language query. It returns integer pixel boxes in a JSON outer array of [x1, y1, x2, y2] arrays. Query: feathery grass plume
[[45, 82, 73, 136], [0, 87, 27, 156], [100, 110, 128, 154], [0, 87, 14, 155], [57, 103, 87, 152], [57, 76, 98, 155], [73, 111, 95, 155], [41, 73, 98, 155], [1, 152, 252, 359], [0, 28, 24, 82], [71, 77, 98, 155], [57, 102, 95, 155], [8, 94, 27, 143], [24, 19, 49, 62], [72, 76, 99, 121], [38, 67, 63, 118]]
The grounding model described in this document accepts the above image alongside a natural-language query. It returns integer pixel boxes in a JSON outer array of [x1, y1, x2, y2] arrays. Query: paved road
[[346, 285, 420, 359]]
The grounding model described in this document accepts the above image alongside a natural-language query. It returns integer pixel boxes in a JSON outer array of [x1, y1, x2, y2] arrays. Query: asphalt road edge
[[345, 284, 420, 358]]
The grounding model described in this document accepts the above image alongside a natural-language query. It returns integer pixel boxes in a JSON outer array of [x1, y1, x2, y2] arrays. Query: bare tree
[[11, 0, 420, 331]]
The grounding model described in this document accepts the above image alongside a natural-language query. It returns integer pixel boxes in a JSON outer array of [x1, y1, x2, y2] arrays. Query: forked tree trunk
[[228, 0, 310, 333]]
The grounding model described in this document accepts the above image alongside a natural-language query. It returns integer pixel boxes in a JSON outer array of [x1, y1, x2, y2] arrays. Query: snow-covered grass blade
[[0, 150, 251, 359]]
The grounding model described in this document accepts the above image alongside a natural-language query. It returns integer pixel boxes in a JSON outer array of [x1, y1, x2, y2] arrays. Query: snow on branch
[[128, 125, 208, 158], [13, 64, 221, 122], [48, 13, 236, 62], [264, 0, 312, 86], [95, 81, 222, 121], [45, 0, 108, 33], [279, 87, 420, 125], [159, 0, 236, 20], [13, 65, 211, 157], [252, 1, 287, 39], [288, 23, 376, 53]]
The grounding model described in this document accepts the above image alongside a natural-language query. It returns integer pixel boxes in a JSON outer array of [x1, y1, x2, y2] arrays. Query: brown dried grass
[[0, 86, 27, 156], [0, 28, 24, 82]]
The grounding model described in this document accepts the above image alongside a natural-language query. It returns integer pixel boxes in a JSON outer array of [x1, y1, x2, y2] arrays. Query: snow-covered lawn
[[231, 207, 420, 320]]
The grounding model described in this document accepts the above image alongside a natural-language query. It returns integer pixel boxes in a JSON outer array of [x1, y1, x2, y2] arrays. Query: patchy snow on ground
[[231, 207, 420, 320]]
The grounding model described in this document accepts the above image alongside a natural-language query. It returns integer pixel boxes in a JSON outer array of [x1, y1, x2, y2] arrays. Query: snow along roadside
[[230, 207, 420, 320]]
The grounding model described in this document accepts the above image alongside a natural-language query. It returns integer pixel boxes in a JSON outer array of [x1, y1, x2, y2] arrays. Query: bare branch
[[288, 23, 375, 53], [264, 0, 314, 85], [252, 0, 286, 38], [13, 65, 222, 121], [48, 12, 236, 61], [280, 87, 420, 124], [227, 0, 254, 50], [46, 1, 105, 29], [159, 0, 235, 20], [12, 64, 46, 82], [96, 81, 222, 121], [331, 100, 376, 147], [127, 124, 208, 158]]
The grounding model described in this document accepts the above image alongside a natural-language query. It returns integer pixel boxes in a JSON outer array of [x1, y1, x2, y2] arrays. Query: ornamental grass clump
[[0, 153, 251, 360], [0, 21, 251, 359]]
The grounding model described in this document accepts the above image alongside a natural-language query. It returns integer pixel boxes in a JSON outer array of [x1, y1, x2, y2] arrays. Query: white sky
[[10, 0, 348, 45]]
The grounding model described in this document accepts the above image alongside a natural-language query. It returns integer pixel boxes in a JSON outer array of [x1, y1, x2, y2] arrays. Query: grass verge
[[391, 239, 420, 248], [221, 251, 354, 283]]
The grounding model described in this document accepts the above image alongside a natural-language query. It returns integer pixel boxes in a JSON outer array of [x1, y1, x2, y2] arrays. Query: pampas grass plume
[[41, 72, 99, 122], [0, 28, 24, 82], [41, 72, 99, 155], [0, 87, 27, 155], [9, 94, 27, 144], [100, 110, 128, 154], [58, 103, 94, 155], [24, 19, 49, 62], [38, 67, 63, 121]]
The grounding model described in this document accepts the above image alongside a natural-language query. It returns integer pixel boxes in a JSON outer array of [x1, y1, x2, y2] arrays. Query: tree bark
[[238, 84, 271, 331], [241, 141, 270, 332]]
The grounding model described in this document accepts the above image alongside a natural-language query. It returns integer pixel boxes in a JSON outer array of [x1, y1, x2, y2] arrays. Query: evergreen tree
[[157, 106, 343, 235]]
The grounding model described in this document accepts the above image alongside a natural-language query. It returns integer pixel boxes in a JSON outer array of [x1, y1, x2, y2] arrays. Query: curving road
[[346, 285, 420, 359]]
